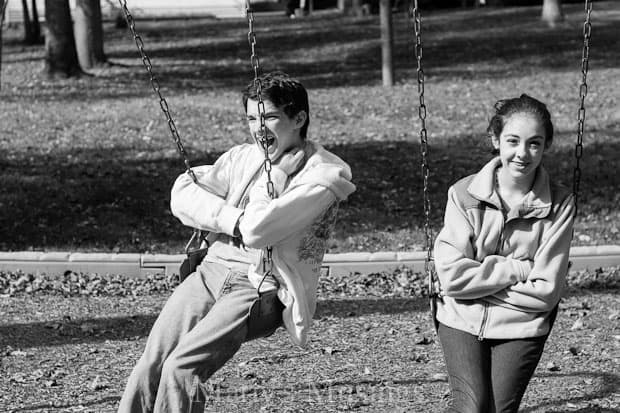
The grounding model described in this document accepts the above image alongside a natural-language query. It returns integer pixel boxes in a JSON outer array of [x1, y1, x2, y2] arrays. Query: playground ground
[[1, 268, 619, 412], [1, 2, 619, 412]]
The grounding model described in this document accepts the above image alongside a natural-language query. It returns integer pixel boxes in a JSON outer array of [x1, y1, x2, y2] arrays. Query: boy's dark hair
[[487, 94, 554, 150], [242, 71, 310, 139]]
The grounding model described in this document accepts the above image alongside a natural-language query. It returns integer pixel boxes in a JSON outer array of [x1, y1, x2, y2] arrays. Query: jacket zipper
[[479, 208, 506, 341], [478, 302, 489, 341]]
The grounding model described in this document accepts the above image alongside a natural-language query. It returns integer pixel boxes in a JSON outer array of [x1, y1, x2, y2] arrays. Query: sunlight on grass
[[1, 2, 619, 253]]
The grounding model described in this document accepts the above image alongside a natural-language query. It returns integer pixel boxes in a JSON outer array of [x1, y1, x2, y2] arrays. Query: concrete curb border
[[1, 246, 620, 278]]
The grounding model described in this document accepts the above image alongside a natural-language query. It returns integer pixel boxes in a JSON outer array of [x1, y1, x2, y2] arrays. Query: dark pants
[[437, 323, 550, 413]]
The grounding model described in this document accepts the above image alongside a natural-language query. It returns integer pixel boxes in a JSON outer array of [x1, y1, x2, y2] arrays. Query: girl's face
[[492, 112, 548, 182]]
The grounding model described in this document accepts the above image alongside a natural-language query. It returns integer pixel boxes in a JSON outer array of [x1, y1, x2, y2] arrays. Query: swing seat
[[246, 289, 284, 341], [179, 247, 209, 282], [179, 245, 283, 340]]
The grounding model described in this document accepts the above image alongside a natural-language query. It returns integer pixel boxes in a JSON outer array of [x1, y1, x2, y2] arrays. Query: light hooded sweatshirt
[[170, 141, 355, 346], [434, 157, 575, 340]]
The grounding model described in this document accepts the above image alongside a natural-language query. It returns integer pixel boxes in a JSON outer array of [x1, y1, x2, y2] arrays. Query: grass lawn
[[1, 2, 619, 254]]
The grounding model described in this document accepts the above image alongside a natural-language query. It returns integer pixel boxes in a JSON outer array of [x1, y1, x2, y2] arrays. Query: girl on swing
[[118, 71, 355, 413], [433, 94, 576, 412]]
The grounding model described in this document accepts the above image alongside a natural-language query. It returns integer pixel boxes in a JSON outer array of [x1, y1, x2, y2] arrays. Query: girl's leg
[[489, 335, 548, 413], [437, 323, 493, 413], [153, 271, 260, 413], [117, 263, 231, 413]]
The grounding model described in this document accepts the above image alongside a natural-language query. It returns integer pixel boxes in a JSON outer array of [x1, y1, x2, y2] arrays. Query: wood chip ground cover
[[1, 268, 618, 412]]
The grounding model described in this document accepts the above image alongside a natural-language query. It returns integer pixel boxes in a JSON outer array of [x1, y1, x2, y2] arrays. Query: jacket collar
[[467, 157, 553, 220]]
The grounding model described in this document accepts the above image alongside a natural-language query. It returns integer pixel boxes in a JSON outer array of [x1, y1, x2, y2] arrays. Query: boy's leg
[[489, 335, 549, 413], [117, 263, 230, 413], [437, 323, 492, 413], [153, 271, 259, 413]]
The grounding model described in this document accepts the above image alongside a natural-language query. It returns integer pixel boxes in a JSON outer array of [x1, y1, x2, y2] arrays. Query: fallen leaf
[[10, 373, 27, 383], [415, 336, 432, 345], [570, 319, 585, 331], [322, 347, 336, 355], [88, 375, 107, 391], [80, 322, 97, 334], [430, 373, 448, 382], [546, 361, 561, 371]]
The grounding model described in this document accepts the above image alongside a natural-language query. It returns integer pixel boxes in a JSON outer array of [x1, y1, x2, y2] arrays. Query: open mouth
[[258, 135, 276, 150]]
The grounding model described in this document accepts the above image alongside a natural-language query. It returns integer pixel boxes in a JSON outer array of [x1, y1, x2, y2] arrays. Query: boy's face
[[245, 98, 305, 161]]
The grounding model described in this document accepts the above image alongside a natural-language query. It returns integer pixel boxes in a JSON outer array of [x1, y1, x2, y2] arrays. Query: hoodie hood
[[290, 142, 356, 201]]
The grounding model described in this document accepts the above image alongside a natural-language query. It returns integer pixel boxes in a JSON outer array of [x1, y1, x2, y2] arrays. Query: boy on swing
[[118, 71, 356, 413]]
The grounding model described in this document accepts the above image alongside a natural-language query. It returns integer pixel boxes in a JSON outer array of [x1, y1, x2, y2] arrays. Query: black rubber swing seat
[[179, 248, 284, 341]]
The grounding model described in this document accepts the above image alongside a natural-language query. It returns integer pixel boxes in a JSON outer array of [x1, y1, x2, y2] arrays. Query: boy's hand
[[273, 147, 305, 176]]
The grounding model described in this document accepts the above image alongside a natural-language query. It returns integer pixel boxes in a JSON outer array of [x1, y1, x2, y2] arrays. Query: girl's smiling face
[[492, 112, 548, 183]]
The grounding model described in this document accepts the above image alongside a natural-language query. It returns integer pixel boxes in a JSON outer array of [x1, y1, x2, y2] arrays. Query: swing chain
[[246, 1, 275, 279], [117, 0, 197, 184], [412, 0, 436, 297], [573, 0, 592, 211]]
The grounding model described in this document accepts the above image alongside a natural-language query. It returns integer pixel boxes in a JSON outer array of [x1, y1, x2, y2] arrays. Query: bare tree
[[21, 0, 33, 42], [380, 0, 393, 86], [44, 0, 82, 77], [74, 0, 106, 69], [19, 0, 42, 44], [1, 0, 7, 89], [542, 0, 563, 27], [30, 0, 42, 43]]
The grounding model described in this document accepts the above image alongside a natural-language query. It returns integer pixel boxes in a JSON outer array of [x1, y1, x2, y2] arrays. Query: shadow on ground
[[1, 132, 619, 252], [0, 296, 428, 349], [1, 288, 617, 349], [523, 371, 620, 413]]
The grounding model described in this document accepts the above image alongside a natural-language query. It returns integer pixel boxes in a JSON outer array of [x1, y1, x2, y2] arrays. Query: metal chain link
[[573, 0, 592, 213], [117, 0, 197, 183], [412, 0, 436, 298], [246, 1, 274, 280]]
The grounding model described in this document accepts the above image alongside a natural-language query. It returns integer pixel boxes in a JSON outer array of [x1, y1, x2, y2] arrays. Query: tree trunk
[[74, 0, 106, 69], [30, 0, 42, 44], [0, 0, 6, 23], [44, 0, 82, 77], [21, 0, 33, 43], [542, 0, 563, 28], [1, 0, 7, 90], [351, 0, 363, 16], [380, 0, 393, 87]]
